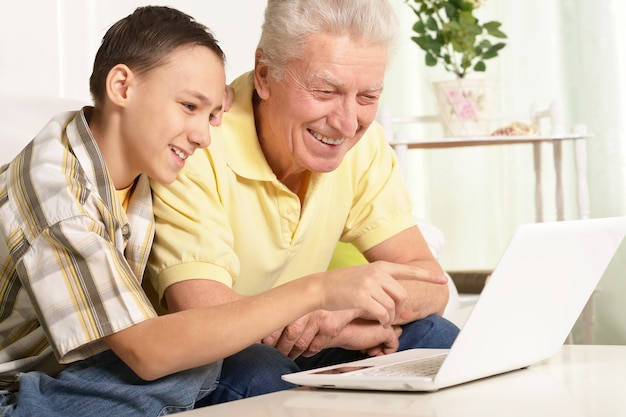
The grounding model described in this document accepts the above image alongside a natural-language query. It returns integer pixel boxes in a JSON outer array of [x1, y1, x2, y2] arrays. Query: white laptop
[[282, 217, 626, 392]]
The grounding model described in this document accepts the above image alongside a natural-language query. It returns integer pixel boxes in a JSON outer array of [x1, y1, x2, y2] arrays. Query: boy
[[0, 6, 441, 416]]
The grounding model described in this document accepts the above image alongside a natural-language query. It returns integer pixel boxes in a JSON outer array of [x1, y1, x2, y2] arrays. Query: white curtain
[[561, 0, 626, 344], [385, 0, 626, 343]]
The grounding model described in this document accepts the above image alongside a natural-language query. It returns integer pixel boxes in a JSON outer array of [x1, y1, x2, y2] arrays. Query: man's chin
[[308, 158, 344, 174]]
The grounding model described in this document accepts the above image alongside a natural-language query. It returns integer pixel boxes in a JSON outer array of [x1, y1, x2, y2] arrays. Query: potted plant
[[404, 0, 507, 136]]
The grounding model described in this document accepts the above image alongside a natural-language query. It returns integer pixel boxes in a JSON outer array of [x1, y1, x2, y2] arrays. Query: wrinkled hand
[[330, 319, 402, 356], [262, 309, 354, 359], [263, 313, 403, 359]]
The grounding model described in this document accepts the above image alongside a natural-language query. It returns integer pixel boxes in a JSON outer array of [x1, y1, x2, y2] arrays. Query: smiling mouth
[[169, 145, 188, 160], [309, 129, 345, 146]]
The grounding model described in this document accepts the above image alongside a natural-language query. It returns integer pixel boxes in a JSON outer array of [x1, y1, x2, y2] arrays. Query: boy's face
[[121, 45, 226, 185]]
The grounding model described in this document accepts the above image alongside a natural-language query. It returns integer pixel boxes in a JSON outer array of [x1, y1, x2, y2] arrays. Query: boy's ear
[[106, 64, 134, 107], [253, 49, 271, 100]]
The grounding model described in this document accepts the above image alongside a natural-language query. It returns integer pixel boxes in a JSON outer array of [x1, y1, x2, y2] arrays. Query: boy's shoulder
[[0, 109, 106, 233]]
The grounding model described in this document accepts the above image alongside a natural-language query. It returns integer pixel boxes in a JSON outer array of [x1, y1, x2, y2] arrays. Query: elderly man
[[147, 0, 459, 404]]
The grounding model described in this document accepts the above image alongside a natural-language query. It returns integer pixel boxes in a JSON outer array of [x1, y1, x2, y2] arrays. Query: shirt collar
[[66, 108, 153, 261], [219, 73, 277, 182]]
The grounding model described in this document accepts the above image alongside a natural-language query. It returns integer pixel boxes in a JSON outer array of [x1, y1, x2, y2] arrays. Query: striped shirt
[[0, 108, 157, 389]]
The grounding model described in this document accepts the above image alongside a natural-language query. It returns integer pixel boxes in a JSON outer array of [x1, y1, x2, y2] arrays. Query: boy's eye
[[183, 103, 196, 111]]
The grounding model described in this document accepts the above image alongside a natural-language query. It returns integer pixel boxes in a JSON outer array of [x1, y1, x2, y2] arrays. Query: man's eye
[[359, 94, 380, 104], [314, 90, 335, 98]]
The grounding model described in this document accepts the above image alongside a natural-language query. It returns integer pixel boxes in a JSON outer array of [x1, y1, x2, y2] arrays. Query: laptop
[[282, 217, 626, 392]]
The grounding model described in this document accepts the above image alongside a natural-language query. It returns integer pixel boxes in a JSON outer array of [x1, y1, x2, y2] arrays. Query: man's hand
[[328, 319, 402, 356], [263, 311, 404, 359], [262, 309, 355, 359]]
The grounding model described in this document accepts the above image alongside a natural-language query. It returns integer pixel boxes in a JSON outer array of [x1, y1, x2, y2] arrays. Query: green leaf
[[489, 28, 508, 39], [473, 61, 486, 72], [412, 35, 442, 55], [412, 20, 426, 35], [478, 39, 492, 49], [482, 43, 506, 59], [461, 55, 472, 69], [484, 21, 507, 38], [489, 42, 506, 52], [481, 50, 498, 59], [426, 16, 438, 31], [458, 0, 475, 12], [458, 11, 478, 27], [483, 21, 502, 31], [444, 3, 456, 19], [425, 53, 438, 67]]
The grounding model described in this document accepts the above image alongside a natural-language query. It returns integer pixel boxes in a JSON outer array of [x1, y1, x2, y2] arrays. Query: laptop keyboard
[[352, 355, 446, 377]]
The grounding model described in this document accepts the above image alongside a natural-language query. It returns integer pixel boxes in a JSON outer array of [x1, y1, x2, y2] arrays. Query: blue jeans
[[201, 314, 460, 405], [0, 350, 221, 417]]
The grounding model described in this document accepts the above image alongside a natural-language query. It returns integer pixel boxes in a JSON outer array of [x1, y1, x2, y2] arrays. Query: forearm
[[164, 279, 243, 311], [398, 278, 449, 321], [119, 261, 439, 378], [106, 276, 325, 381]]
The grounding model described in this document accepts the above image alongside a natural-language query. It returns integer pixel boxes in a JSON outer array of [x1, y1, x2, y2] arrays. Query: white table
[[389, 131, 592, 223], [180, 345, 626, 417]]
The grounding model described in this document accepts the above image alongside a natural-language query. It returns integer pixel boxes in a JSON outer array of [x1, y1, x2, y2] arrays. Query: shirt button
[[121, 224, 131, 239]]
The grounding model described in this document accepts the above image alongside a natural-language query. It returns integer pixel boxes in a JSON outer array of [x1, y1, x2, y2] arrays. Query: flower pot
[[432, 78, 496, 137]]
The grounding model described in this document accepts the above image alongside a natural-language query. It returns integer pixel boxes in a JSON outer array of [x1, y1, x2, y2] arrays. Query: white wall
[[0, 0, 264, 100]]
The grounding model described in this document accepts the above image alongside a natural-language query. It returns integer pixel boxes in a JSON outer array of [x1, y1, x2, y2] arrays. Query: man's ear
[[253, 49, 271, 100], [106, 64, 134, 107]]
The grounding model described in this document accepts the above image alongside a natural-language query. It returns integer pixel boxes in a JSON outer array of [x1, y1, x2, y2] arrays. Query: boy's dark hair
[[89, 6, 225, 104]]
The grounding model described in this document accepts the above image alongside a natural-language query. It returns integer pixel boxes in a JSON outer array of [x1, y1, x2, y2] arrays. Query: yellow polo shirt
[[147, 73, 415, 303]]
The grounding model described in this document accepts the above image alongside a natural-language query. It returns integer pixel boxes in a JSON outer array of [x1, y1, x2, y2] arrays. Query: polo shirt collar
[[222, 73, 277, 182]]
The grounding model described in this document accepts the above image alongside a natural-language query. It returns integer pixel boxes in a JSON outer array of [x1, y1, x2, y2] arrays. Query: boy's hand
[[318, 261, 446, 328]]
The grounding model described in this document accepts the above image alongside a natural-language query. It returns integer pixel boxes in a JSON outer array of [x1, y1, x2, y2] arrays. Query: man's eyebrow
[[312, 75, 384, 92]]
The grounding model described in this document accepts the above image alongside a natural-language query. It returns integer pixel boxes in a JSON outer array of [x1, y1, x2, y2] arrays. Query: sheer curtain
[[384, 0, 626, 343], [561, 0, 626, 344]]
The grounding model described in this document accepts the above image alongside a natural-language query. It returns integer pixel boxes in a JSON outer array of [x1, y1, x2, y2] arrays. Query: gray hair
[[257, 0, 399, 80]]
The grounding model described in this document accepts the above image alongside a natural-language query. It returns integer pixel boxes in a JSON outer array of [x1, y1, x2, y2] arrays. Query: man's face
[[256, 32, 388, 177]]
